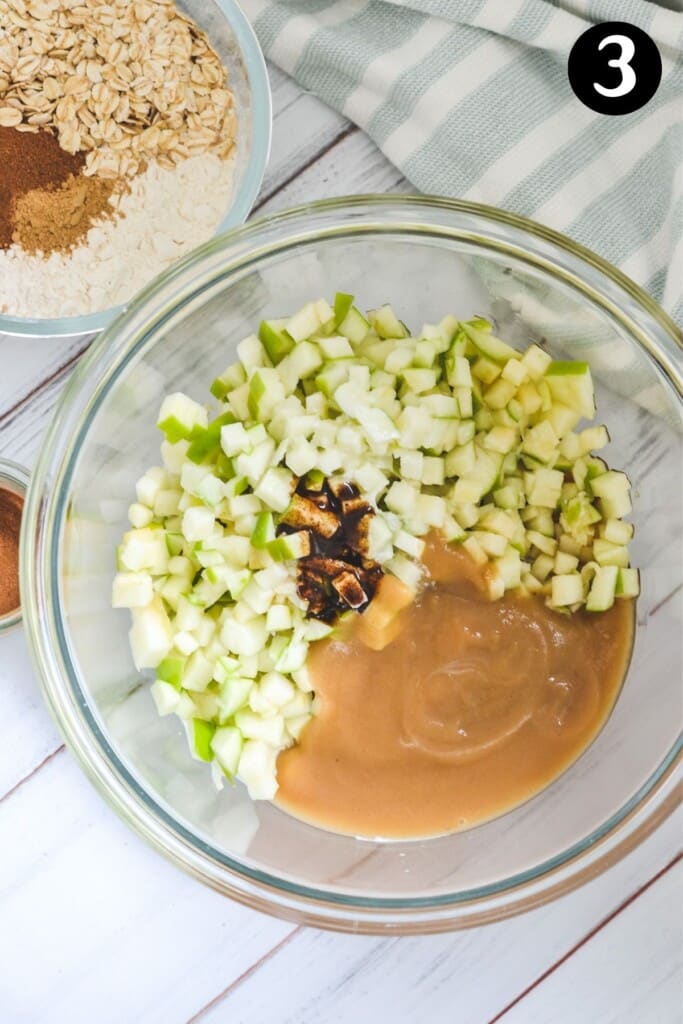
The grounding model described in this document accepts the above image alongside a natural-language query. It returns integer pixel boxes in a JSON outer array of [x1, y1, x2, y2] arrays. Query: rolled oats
[[0, 0, 238, 178], [0, 106, 22, 126]]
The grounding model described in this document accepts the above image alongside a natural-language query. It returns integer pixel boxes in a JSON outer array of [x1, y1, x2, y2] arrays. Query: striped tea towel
[[242, 0, 683, 335]]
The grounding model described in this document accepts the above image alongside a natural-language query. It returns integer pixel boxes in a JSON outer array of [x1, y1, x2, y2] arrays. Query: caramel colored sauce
[[275, 536, 634, 839]]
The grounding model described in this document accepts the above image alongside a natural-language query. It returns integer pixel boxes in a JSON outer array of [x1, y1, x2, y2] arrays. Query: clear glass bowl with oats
[[0, 0, 271, 338]]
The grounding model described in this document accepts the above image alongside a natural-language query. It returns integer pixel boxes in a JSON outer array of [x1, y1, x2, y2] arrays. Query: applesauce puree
[[275, 535, 634, 839]]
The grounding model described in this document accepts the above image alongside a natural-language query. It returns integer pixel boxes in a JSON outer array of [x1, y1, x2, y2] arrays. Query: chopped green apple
[[586, 565, 619, 611], [464, 323, 518, 363], [112, 571, 154, 609], [259, 318, 295, 364], [129, 596, 173, 669], [286, 301, 326, 343], [337, 304, 370, 344], [211, 726, 243, 778], [589, 470, 632, 518], [191, 718, 217, 762], [248, 367, 286, 421], [238, 740, 278, 800], [210, 361, 246, 401], [156, 654, 186, 690], [116, 294, 638, 808], [367, 304, 409, 339], [157, 392, 208, 443], [186, 411, 236, 464], [544, 361, 596, 420]]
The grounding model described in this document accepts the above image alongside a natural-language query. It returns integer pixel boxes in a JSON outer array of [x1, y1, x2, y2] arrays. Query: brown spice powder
[[13, 172, 122, 255], [0, 126, 123, 255], [0, 127, 85, 250], [0, 488, 23, 618]]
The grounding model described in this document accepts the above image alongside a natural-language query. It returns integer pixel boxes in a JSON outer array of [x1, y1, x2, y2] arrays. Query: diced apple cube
[[135, 467, 167, 504], [589, 470, 632, 518], [521, 344, 552, 380], [119, 528, 169, 573], [451, 478, 484, 504], [182, 650, 214, 692], [551, 573, 584, 607], [150, 679, 182, 717], [266, 604, 293, 632], [526, 468, 564, 508], [586, 565, 618, 611], [128, 502, 154, 528], [421, 456, 445, 486], [211, 726, 243, 777], [385, 480, 418, 517], [129, 597, 173, 669], [238, 740, 278, 800], [237, 333, 268, 372], [415, 493, 446, 528], [112, 572, 154, 608], [157, 394, 207, 443], [255, 467, 294, 513], [182, 506, 215, 542]]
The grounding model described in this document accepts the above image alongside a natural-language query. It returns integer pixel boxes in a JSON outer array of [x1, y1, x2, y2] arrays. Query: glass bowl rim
[[0, 0, 272, 339], [21, 194, 683, 932]]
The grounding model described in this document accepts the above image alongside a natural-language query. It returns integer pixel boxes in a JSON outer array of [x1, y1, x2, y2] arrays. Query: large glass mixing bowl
[[0, 0, 271, 339], [22, 197, 682, 933]]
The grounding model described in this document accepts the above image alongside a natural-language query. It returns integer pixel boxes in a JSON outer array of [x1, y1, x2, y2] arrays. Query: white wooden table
[[1, 68, 681, 1024]]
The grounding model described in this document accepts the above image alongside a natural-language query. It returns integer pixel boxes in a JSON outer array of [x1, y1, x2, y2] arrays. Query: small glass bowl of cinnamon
[[0, 459, 29, 634]]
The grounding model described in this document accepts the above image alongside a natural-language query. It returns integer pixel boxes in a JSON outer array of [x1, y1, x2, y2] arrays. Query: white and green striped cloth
[[242, 0, 683, 327]]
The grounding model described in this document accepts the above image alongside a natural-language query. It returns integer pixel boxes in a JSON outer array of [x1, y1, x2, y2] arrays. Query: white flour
[[0, 153, 235, 319]]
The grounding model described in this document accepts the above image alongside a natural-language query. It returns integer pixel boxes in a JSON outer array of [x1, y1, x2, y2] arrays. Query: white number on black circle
[[594, 34, 637, 98]]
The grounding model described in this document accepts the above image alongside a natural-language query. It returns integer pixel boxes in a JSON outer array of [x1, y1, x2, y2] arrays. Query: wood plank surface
[[499, 858, 683, 1024]]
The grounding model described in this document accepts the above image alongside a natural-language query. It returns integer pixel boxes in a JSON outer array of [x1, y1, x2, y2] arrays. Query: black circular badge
[[568, 21, 662, 115]]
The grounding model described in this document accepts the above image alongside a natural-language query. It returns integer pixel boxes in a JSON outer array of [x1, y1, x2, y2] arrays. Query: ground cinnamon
[[0, 126, 121, 254], [0, 127, 85, 249], [0, 487, 23, 618]]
